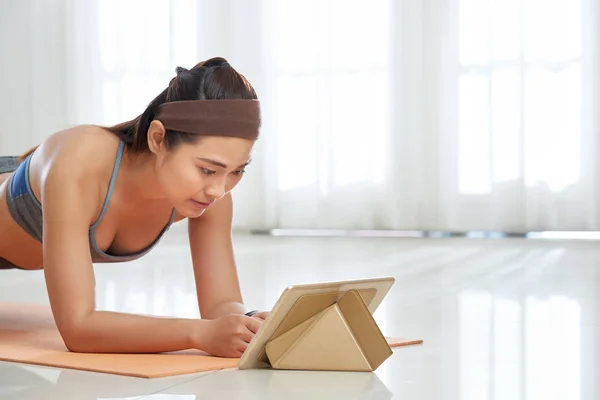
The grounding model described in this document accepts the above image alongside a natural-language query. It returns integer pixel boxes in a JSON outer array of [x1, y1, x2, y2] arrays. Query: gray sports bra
[[5, 140, 176, 264]]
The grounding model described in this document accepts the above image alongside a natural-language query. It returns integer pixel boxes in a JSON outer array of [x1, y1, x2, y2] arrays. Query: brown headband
[[153, 100, 261, 140]]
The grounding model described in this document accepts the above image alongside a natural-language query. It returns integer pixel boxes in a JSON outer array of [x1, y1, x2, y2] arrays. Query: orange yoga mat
[[0, 302, 423, 378]]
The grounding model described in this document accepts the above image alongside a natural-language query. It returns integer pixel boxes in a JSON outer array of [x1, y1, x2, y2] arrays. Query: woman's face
[[149, 124, 255, 218]]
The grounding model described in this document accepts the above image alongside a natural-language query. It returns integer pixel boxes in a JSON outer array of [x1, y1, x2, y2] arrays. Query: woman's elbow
[[61, 329, 91, 353], [57, 316, 94, 353]]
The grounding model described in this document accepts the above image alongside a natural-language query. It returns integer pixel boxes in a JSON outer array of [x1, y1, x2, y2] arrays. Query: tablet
[[237, 276, 395, 370]]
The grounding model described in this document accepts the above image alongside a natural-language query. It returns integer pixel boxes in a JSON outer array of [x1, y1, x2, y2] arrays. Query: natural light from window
[[274, 0, 391, 193], [458, 0, 582, 195]]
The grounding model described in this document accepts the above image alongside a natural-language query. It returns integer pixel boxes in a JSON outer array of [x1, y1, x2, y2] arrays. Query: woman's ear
[[147, 120, 167, 156]]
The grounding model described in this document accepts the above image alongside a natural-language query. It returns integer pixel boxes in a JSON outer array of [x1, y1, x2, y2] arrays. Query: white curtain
[[0, 0, 70, 154], [1, 0, 599, 232]]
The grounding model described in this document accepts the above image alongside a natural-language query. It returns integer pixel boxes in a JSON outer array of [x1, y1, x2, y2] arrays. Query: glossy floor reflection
[[0, 232, 598, 399]]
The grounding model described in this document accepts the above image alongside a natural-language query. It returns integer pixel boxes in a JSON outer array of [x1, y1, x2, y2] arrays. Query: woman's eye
[[201, 168, 216, 175], [233, 169, 246, 176]]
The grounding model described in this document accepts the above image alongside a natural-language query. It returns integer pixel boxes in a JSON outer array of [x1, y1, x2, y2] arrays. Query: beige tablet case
[[265, 289, 392, 371], [238, 277, 422, 372]]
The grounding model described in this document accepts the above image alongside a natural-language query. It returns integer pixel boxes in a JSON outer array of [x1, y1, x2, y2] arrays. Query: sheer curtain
[[0, 0, 70, 155], [255, 0, 395, 230], [257, 0, 600, 232], [444, 0, 600, 232], [1, 0, 599, 232]]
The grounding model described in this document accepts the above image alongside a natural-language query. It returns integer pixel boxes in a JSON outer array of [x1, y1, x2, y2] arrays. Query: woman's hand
[[195, 314, 262, 358], [249, 311, 270, 321]]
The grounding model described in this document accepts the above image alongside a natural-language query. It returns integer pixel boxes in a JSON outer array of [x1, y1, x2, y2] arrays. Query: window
[[273, 0, 392, 193], [458, 0, 582, 194]]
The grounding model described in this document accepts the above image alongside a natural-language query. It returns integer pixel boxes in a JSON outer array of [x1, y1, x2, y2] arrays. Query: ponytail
[[105, 87, 169, 153]]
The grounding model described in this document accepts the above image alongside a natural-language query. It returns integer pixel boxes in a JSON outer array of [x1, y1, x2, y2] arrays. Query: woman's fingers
[[244, 315, 263, 334], [251, 311, 270, 321]]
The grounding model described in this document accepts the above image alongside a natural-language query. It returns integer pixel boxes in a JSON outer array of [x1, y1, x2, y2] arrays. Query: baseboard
[[249, 229, 600, 240]]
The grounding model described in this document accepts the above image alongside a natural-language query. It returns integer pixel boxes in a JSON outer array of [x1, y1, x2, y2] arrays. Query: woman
[[0, 57, 268, 358]]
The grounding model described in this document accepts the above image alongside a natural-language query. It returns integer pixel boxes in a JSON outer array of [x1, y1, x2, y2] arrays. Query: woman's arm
[[41, 151, 208, 354], [188, 192, 253, 319]]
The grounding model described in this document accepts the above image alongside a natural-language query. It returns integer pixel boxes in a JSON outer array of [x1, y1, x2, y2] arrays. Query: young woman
[[0, 57, 268, 358]]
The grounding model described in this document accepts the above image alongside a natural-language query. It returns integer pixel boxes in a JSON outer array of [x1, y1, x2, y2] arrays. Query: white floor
[[0, 232, 597, 399]]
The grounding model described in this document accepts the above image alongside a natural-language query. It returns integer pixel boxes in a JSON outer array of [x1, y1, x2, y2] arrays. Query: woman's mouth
[[191, 199, 211, 209]]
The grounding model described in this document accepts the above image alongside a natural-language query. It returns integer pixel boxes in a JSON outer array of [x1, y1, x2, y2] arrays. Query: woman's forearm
[[61, 310, 208, 354]]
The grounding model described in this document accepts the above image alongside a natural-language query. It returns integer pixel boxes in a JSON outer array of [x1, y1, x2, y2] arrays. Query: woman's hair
[[106, 57, 258, 153], [18, 57, 257, 161]]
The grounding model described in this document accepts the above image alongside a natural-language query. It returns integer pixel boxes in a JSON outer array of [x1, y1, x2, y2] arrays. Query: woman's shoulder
[[29, 125, 124, 202], [19, 125, 125, 221], [45, 125, 121, 159], [37, 125, 122, 175]]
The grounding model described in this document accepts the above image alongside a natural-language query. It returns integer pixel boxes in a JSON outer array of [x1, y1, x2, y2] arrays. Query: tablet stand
[[264, 289, 392, 372]]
